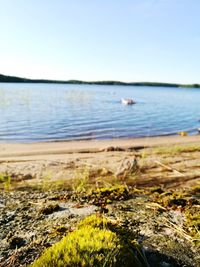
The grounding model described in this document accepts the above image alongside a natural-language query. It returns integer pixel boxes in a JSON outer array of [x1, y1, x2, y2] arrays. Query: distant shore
[[0, 73, 200, 88], [1, 134, 200, 161]]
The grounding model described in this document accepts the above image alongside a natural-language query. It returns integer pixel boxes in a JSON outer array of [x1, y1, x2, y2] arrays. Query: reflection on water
[[0, 83, 200, 142]]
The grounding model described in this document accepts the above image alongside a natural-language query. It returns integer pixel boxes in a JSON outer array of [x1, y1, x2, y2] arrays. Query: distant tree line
[[0, 74, 199, 88]]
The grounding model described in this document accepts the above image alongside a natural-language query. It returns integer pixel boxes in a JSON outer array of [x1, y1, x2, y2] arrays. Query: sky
[[0, 0, 200, 83]]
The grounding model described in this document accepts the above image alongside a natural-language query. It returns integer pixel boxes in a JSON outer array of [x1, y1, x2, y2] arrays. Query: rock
[[0, 184, 199, 267]]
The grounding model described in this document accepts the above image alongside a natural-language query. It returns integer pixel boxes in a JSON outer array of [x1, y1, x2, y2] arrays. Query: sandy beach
[[1, 135, 200, 161], [0, 135, 200, 190]]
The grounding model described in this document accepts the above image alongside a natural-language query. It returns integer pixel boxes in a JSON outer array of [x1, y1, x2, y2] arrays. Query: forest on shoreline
[[0, 73, 199, 88]]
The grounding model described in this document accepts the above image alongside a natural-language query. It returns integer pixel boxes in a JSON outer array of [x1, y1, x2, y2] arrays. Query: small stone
[[9, 236, 26, 249], [39, 203, 60, 215], [114, 147, 125, 151], [169, 198, 187, 207], [24, 174, 33, 180], [104, 146, 115, 152]]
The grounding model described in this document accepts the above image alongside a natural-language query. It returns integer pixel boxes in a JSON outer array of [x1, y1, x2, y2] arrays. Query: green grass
[[153, 144, 200, 155], [72, 167, 90, 193], [0, 173, 11, 191]]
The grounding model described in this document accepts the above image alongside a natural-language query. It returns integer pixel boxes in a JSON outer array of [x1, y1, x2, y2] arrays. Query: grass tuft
[[0, 173, 11, 191]]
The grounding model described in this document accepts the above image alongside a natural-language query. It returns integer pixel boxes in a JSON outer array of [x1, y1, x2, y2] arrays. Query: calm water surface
[[0, 83, 200, 142]]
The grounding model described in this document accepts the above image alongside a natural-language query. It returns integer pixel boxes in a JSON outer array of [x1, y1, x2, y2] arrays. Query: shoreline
[[1, 135, 200, 160]]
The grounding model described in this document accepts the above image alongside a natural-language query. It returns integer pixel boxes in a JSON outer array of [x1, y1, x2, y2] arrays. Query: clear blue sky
[[0, 0, 200, 83]]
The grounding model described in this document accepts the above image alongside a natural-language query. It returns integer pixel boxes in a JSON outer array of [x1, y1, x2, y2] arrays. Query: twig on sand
[[154, 160, 184, 176], [163, 218, 193, 243], [7, 248, 18, 267]]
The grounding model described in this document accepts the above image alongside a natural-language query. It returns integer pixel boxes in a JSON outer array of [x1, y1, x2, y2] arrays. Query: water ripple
[[0, 83, 200, 142]]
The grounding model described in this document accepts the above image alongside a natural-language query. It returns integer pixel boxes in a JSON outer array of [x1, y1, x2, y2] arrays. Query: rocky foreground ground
[[0, 142, 199, 266]]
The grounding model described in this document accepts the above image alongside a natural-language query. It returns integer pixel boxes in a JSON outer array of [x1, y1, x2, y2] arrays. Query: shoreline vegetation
[[0, 73, 200, 88]]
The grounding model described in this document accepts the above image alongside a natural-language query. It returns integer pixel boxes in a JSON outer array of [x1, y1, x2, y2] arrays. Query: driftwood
[[115, 156, 139, 179]]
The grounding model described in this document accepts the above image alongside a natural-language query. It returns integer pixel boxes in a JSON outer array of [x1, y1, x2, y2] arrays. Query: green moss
[[84, 185, 130, 207], [97, 185, 128, 197], [184, 206, 200, 246], [77, 214, 108, 229], [151, 190, 187, 208], [31, 215, 146, 267], [189, 184, 200, 195]]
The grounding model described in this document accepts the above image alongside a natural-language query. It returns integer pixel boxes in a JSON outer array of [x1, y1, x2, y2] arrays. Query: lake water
[[0, 83, 200, 142]]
